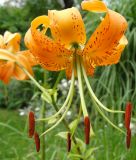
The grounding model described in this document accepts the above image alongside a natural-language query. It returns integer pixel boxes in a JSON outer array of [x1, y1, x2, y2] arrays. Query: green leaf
[[69, 118, 78, 134], [85, 147, 99, 159], [48, 117, 58, 124], [90, 125, 95, 137], [41, 92, 52, 104], [56, 131, 68, 139], [68, 153, 83, 159], [72, 138, 86, 154]]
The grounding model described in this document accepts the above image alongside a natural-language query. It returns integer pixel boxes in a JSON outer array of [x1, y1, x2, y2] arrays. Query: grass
[[0, 109, 136, 160], [0, 109, 66, 160]]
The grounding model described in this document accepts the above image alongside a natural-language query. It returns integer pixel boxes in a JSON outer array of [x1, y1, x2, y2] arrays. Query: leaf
[[48, 117, 58, 124], [72, 138, 86, 154], [0, 122, 23, 136], [31, 92, 40, 100], [69, 118, 78, 134], [41, 92, 52, 104], [85, 147, 99, 159], [48, 89, 58, 102], [68, 153, 83, 159], [56, 131, 68, 139], [90, 125, 95, 137]]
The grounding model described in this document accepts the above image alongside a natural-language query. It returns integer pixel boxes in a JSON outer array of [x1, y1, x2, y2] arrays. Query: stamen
[[126, 128, 131, 149], [67, 132, 71, 152], [34, 132, 40, 152], [29, 111, 35, 138], [125, 102, 132, 130], [84, 116, 90, 144]]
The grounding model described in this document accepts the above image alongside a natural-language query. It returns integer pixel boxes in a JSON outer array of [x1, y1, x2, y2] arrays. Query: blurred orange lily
[[25, 0, 128, 78], [0, 31, 36, 83]]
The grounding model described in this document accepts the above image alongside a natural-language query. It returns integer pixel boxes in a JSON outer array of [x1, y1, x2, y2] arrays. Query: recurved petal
[[0, 49, 16, 61], [4, 31, 21, 53], [25, 16, 73, 71], [0, 35, 4, 48], [0, 62, 14, 84], [97, 35, 128, 65], [48, 7, 86, 47], [81, 0, 107, 13], [65, 63, 73, 79], [83, 56, 95, 76], [81, 1, 127, 67], [13, 53, 33, 80], [18, 50, 38, 66]]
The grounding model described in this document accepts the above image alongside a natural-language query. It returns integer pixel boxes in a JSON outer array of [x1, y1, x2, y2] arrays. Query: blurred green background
[[0, 0, 136, 159]]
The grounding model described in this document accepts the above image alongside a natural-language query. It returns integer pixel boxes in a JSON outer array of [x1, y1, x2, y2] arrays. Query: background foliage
[[0, 0, 136, 159]]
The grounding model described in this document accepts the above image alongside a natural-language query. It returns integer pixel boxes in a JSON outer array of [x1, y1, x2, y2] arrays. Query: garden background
[[0, 0, 136, 159]]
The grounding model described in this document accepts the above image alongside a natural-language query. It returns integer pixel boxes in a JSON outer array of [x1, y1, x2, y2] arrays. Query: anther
[[29, 111, 35, 138], [34, 132, 40, 152], [125, 102, 132, 130], [84, 116, 90, 145], [67, 132, 71, 152], [126, 128, 131, 149]]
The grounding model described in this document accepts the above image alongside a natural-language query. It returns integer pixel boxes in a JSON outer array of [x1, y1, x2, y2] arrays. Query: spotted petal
[[81, 0, 107, 13], [81, 0, 128, 69], [25, 16, 73, 71], [48, 7, 86, 47], [18, 50, 38, 66], [13, 53, 34, 80]]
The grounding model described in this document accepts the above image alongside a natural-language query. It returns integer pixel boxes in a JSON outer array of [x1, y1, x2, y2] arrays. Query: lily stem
[[41, 100, 46, 160]]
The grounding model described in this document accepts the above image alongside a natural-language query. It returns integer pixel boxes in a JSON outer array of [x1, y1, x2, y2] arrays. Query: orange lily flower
[[0, 31, 36, 84], [25, 0, 128, 148], [24, 0, 128, 78]]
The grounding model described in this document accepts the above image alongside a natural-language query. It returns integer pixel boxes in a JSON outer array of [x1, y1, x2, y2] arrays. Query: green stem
[[81, 60, 125, 114], [16, 62, 45, 92], [16, 62, 53, 104], [71, 104, 82, 137], [52, 71, 63, 91], [76, 55, 88, 117], [92, 98, 125, 134], [80, 59, 125, 134], [51, 96, 82, 157], [40, 72, 75, 136], [37, 70, 75, 122], [41, 101, 46, 160]]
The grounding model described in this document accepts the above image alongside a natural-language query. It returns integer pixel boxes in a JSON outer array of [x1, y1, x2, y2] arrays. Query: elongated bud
[[67, 132, 71, 152], [125, 102, 132, 129], [126, 128, 131, 149], [29, 111, 35, 138], [84, 116, 90, 144], [34, 132, 40, 152]]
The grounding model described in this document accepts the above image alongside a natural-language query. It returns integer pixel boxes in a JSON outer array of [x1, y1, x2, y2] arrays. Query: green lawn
[[0, 109, 136, 160], [0, 109, 66, 160]]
